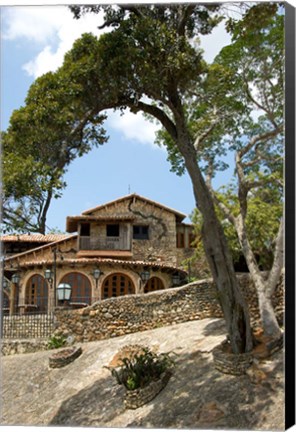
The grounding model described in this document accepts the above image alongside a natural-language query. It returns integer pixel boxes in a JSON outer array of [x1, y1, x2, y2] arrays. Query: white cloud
[[22, 45, 59, 77], [107, 110, 162, 149], [199, 19, 231, 63], [3, 6, 68, 44], [3, 6, 105, 78]]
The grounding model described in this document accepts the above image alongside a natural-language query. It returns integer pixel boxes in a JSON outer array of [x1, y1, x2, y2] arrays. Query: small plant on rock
[[106, 346, 175, 391], [47, 334, 66, 350]]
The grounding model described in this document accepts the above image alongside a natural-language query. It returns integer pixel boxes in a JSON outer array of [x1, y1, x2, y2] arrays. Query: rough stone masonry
[[53, 273, 284, 343]]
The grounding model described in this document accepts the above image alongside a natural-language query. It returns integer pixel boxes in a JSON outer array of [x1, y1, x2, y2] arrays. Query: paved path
[[1, 318, 284, 430]]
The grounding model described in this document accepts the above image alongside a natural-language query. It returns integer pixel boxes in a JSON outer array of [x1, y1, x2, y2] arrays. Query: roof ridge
[[81, 193, 186, 219], [82, 193, 137, 215]]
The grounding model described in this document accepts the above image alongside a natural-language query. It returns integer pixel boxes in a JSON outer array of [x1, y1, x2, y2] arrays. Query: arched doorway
[[102, 273, 135, 299], [26, 274, 48, 312], [60, 272, 91, 304], [144, 277, 165, 293]]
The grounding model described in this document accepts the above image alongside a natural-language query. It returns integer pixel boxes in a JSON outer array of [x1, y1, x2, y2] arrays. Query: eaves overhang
[[12, 257, 187, 275], [66, 215, 135, 233]]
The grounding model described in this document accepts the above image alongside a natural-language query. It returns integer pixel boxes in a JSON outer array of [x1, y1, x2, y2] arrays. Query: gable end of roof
[[82, 193, 186, 220]]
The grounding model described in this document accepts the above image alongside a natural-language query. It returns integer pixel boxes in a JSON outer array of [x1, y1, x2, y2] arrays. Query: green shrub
[[106, 346, 175, 391], [47, 335, 66, 350]]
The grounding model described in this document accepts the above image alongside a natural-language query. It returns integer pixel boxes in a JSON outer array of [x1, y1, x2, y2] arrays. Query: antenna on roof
[[128, 184, 131, 194]]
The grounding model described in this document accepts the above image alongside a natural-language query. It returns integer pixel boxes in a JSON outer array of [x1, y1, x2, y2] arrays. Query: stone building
[[2, 194, 195, 314]]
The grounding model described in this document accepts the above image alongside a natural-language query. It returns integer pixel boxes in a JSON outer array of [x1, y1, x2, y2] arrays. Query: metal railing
[[1, 297, 93, 339], [2, 312, 55, 339], [0, 296, 101, 339], [2, 296, 102, 313], [3, 297, 54, 315]]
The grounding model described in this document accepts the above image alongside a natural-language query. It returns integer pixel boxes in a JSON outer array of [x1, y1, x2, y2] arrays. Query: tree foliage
[[192, 185, 282, 270], [2, 66, 108, 233]]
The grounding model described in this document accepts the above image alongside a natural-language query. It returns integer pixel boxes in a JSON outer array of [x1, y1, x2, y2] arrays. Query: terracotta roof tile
[[18, 257, 187, 274], [1, 234, 71, 243], [77, 250, 133, 258], [4, 234, 78, 261], [67, 215, 134, 221]]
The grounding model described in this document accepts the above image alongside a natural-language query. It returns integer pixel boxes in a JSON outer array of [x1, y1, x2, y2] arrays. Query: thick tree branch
[[244, 78, 279, 129], [266, 217, 284, 297], [177, 4, 195, 35], [204, 157, 214, 189], [120, 5, 144, 18], [207, 184, 237, 226], [38, 188, 53, 234], [193, 114, 221, 152], [238, 125, 283, 159], [241, 157, 262, 168], [235, 214, 266, 285], [245, 179, 277, 191], [129, 100, 178, 141], [2, 205, 40, 233], [57, 107, 103, 168], [98, 6, 144, 29]]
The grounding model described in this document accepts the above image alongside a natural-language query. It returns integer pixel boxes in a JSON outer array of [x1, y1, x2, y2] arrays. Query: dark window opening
[[133, 225, 149, 240], [80, 223, 90, 236], [107, 224, 120, 237], [176, 232, 185, 248]]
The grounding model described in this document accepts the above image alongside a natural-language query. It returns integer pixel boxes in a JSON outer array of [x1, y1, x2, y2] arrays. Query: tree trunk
[[257, 287, 282, 338], [235, 215, 282, 338], [266, 218, 284, 299], [136, 91, 253, 352], [38, 183, 54, 234], [180, 145, 253, 353]]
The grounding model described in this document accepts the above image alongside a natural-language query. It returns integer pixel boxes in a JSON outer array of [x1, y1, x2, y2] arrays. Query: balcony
[[78, 236, 133, 258], [79, 236, 131, 250]]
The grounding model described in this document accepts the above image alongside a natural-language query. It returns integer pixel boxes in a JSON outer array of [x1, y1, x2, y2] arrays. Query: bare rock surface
[[0, 317, 284, 430]]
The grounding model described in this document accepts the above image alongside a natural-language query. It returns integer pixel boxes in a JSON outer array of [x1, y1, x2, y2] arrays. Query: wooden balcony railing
[[79, 236, 131, 251]]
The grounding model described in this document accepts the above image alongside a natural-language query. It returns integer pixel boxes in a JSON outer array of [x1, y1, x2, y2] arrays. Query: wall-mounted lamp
[[93, 268, 101, 289], [93, 269, 101, 280], [172, 274, 180, 286], [11, 273, 20, 284], [10, 274, 20, 314], [140, 270, 150, 282], [44, 269, 54, 288], [3, 279, 8, 290], [57, 283, 72, 303]]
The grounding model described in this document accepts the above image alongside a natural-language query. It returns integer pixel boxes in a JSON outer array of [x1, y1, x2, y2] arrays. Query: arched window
[[102, 273, 135, 299], [26, 274, 48, 312], [144, 277, 165, 293], [60, 272, 91, 304]]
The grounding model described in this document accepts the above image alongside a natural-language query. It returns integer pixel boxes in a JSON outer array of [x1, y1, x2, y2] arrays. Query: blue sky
[[1, 4, 233, 233]]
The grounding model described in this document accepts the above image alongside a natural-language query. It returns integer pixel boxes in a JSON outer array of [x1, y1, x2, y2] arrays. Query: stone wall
[[53, 273, 284, 343], [1, 339, 49, 356], [96, 196, 179, 265], [236, 272, 284, 327]]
